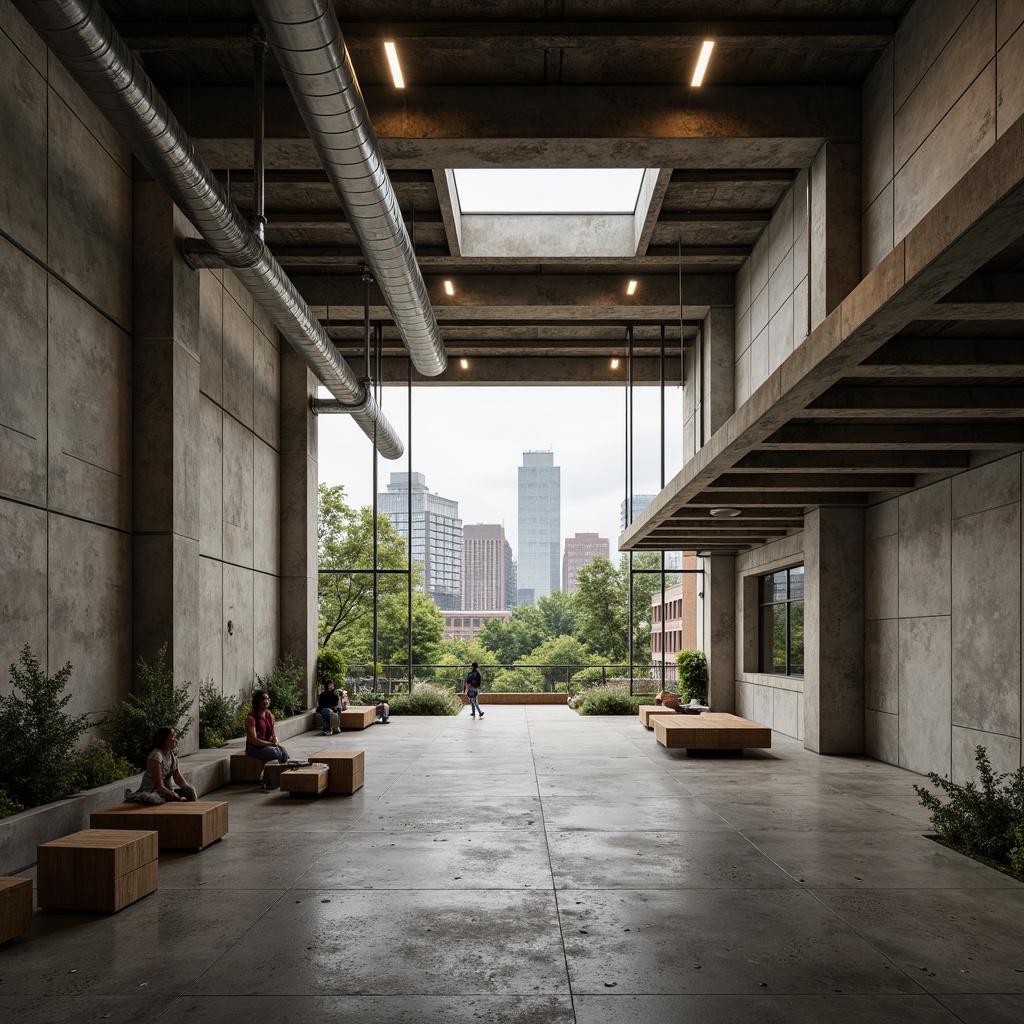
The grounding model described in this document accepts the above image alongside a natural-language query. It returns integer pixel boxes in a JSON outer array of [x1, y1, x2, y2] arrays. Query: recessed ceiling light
[[444, 280, 454, 296], [691, 40, 714, 87], [709, 507, 742, 518], [384, 41, 405, 88], [611, 358, 620, 369], [460, 358, 469, 369], [626, 280, 638, 295]]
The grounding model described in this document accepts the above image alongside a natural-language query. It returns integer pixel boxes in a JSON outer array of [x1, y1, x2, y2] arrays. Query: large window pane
[[772, 604, 787, 673], [789, 565, 804, 601], [789, 600, 804, 674], [758, 564, 804, 677]]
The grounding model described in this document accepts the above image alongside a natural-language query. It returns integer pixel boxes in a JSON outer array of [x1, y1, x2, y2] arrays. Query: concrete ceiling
[[96, 2, 1024, 551], [104, 0, 910, 393]]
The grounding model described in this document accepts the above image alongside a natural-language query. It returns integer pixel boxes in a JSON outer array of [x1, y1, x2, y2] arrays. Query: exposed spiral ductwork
[[250, 0, 447, 379], [15, 0, 404, 459]]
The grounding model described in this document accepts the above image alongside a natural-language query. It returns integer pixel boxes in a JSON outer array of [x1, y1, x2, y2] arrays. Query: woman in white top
[[138, 726, 195, 802]]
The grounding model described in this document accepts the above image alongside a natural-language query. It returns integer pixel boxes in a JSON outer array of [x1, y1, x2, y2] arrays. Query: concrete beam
[[734, 450, 971, 472], [806, 385, 1024, 417], [759, 423, 1024, 449], [708, 472, 915, 491], [295, 272, 735, 322], [171, 84, 861, 169], [859, 337, 1024, 376]]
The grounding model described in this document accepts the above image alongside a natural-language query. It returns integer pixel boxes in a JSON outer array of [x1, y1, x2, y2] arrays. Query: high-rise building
[[621, 494, 655, 531], [462, 524, 515, 610], [517, 451, 560, 605], [562, 532, 610, 595], [378, 472, 462, 611]]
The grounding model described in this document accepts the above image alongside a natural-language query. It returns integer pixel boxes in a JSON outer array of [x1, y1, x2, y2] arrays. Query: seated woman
[[245, 691, 289, 763], [129, 726, 196, 803]]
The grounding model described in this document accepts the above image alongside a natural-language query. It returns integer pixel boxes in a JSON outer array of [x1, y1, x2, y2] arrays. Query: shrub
[[199, 681, 244, 748], [317, 648, 347, 687], [914, 745, 1024, 872], [106, 644, 194, 769], [73, 741, 136, 791], [571, 684, 647, 716], [1012, 826, 1024, 879], [676, 649, 709, 703], [254, 654, 306, 717], [388, 683, 462, 716], [0, 646, 91, 808], [570, 666, 609, 692], [0, 789, 24, 819]]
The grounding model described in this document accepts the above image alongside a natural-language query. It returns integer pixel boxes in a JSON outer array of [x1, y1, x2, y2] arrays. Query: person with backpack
[[464, 662, 483, 719]]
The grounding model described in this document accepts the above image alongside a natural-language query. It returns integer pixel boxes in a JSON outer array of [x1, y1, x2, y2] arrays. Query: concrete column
[[280, 345, 318, 706], [132, 183, 201, 751], [702, 555, 736, 712], [810, 142, 862, 327], [804, 506, 865, 754]]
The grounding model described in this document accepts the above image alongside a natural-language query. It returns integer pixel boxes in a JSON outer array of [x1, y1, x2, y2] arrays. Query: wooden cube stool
[[638, 704, 681, 729], [308, 750, 365, 794], [339, 706, 376, 730], [280, 764, 329, 796], [37, 829, 158, 913], [0, 877, 33, 942], [91, 801, 228, 851]]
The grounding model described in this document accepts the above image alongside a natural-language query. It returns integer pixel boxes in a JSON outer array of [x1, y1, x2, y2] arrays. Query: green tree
[[376, 588, 445, 666], [518, 634, 592, 690], [538, 589, 577, 639], [477, 604, 550, 664], [573, 556, 628, 661], [318, 483, 412, 651]]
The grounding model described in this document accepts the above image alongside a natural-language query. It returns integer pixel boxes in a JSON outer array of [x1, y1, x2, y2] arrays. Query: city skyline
[[317, 385, 685, 563]]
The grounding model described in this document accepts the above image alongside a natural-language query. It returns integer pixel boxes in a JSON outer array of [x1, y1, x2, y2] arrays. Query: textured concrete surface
[[3, 706, 1022, 1024]]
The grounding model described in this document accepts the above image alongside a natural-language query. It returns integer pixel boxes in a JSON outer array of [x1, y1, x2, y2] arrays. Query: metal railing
[[341, 664, 669, 696]]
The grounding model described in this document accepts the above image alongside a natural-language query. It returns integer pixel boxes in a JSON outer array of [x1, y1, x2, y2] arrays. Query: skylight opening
[[452, 168, 646, 214]]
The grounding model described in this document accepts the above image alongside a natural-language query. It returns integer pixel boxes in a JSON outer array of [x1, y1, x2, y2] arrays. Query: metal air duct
[[250, 0, 447, 379], [14, 0, 404, 459]]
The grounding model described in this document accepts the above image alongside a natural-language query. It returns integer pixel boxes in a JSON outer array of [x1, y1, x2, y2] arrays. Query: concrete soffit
[[621, 112, 1024, 553]]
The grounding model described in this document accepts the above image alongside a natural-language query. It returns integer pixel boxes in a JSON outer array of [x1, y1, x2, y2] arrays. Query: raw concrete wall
[[0, 3, 132, 733], [733, 171, 810, 407], [865, 452, 1024, 781], [198, 266, 283, 705], [862, 0, 1024, 273], [734, 533, 806, 742]]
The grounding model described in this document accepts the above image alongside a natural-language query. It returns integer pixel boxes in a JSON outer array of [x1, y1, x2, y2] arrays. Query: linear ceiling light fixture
[[626, 280, 638, 295], [709, 507, 742, 518], [691, 40, 714, 87], [460, 358, 469, 369], [384, 41, 404, 88], [444, 280, 454, 296]]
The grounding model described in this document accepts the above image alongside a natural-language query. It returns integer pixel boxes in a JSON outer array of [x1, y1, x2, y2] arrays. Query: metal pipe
[[15, 0, 404, 460], [251, 0, 447, 378]]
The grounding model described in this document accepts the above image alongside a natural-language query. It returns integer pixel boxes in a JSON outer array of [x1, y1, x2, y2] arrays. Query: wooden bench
[[280, 764, 328, 796], [90, 801, 228, 850], [0, 877, 33, 942], [638, 704, 682, 729], [339, 706, 376, 730], [309, 750, 365, 794], [37, 829, 158, 913], [652, 712, 771, 753]]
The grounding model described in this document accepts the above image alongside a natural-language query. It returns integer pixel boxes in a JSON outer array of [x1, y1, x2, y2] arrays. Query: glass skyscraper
[[378, 472, 462, 611], [517, 451, 561, 605]]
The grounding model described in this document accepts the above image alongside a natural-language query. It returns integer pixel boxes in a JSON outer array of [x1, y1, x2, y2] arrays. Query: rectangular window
[[759, 565, 804, 676]]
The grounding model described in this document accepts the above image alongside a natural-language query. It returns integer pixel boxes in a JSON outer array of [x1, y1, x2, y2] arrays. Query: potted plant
[[676, 649, 709, 705]]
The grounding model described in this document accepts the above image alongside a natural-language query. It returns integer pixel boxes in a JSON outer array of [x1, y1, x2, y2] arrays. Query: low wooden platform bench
[[90, 800, 228, 851], [0, 877, 33, 942], [652, 712, 771, 754], [638, 704, 682, 729], [339, 706, 376, 730], [37, 829, 158, 913], [230, 755, 297, 788]]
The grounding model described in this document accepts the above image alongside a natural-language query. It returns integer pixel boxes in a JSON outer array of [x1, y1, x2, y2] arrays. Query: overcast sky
[[317, 385, 685, 559]]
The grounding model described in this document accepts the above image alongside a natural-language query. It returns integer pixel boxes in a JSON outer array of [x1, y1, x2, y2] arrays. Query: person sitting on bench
[[316, 680, 348, 734], [128, 726, 196, 803], [245, 691, 289, 763]]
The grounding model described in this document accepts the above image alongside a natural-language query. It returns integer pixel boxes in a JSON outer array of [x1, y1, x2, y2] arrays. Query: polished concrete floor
[[2, 706, 1023, 1023]]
